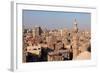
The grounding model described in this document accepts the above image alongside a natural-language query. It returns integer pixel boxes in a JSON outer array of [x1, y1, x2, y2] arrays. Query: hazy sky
[[23, 10, 91, 30]]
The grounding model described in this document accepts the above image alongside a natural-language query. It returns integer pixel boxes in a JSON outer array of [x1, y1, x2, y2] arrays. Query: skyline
[[23, 10, 91, 30]]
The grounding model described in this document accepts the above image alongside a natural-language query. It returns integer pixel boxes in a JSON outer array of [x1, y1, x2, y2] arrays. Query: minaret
[[72, 19, 79, 59], [73, 19, 78, 33]]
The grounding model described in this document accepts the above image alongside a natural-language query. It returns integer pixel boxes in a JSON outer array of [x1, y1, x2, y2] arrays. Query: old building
[[71, 19, 79, 59], [32, 26, 43, 38]]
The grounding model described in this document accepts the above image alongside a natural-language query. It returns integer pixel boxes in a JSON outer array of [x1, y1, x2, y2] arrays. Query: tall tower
[[72, 19, 79, 59], [73, 19, 78, 33]]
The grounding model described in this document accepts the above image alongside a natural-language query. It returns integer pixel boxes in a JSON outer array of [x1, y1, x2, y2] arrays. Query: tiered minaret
[[73, 19, 78, 33], [72, 19, 79, 59]]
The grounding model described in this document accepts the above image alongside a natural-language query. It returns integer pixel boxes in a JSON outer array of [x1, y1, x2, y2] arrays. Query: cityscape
[[22, 10, 91, 63]]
